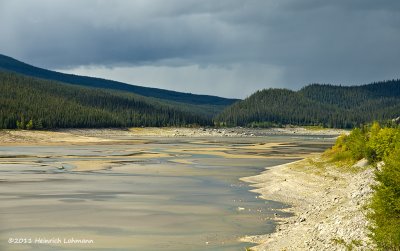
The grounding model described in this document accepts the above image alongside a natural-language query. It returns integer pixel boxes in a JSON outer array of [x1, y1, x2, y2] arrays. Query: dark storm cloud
[[0, 0, 399, 97], [0, 0, 248, 68]]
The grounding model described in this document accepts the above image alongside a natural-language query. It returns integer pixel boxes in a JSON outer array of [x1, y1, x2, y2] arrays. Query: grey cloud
[[284, 0, 400, 12], [0, 0, 399, 97], [1, 0, 248, 68]]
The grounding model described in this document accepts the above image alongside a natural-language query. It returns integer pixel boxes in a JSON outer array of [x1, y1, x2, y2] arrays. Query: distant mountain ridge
[[215, 80, 400, 128], [0, 54, 238, 106]]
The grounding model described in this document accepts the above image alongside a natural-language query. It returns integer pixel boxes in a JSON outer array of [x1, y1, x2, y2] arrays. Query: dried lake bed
[[0, 129, 336, 250]]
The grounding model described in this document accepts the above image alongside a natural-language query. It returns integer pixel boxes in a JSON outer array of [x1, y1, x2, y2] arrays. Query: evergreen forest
[[215, 81, 400, 128], [0, 71, 212, 129]]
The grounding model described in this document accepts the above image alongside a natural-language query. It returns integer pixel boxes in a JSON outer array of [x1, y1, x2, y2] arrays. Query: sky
[[0, 0, 399, 98]]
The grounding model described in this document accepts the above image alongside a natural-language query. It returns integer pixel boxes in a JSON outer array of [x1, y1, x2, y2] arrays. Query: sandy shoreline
[[240, 158, 375, 250], [0, 127, 347, 145]]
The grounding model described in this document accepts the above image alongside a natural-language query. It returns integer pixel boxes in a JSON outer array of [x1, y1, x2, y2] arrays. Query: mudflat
[[0, 128, 337, 250]]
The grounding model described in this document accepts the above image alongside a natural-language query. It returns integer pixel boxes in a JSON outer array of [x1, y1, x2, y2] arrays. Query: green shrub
[[326, 128, 367, 163], [366, 127, 400, 162], [26, 119, 34, 130], [346, 128, 367, 160], [368, 146, 400, 250]]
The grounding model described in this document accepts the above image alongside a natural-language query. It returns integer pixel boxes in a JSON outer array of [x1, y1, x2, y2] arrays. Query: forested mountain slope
[[215, 80, 400, 128], [0, 54, 238, 107], [0, 71, 211, 129]]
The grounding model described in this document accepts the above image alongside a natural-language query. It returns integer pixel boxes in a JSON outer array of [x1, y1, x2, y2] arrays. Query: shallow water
[[0, 135, 333, 250]]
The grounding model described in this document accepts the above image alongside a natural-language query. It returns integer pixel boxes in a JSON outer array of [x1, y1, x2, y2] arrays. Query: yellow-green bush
[[366, 127, 400, 162], [326, 128, 367, 163]]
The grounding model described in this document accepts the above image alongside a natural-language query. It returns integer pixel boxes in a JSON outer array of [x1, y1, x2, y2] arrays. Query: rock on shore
[[126, 127, 347, 138], [241, 158, 375, 251]]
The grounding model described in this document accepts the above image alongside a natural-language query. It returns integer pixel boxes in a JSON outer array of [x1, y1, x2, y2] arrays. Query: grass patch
[[331, 238, 363, 251]]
